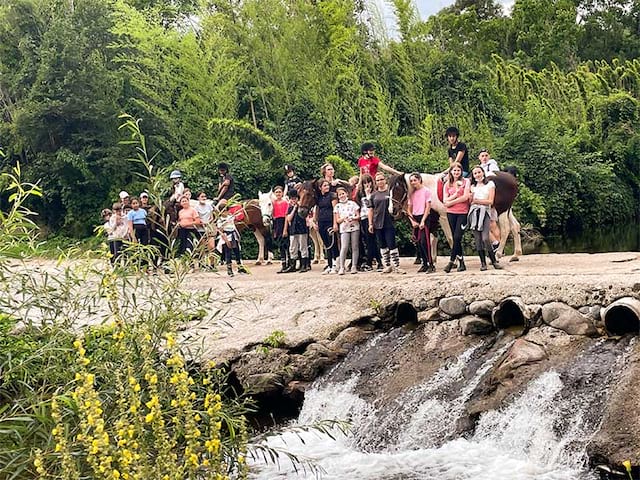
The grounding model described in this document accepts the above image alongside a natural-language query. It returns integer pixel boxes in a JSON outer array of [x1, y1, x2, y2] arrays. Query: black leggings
[[318, 220, 338, 268], [375, 224, 397, 250], [413, 214, 432, 265], [178, 227, 196, 255], [447, 212, 466, 260], [360, 218, 381, 266]]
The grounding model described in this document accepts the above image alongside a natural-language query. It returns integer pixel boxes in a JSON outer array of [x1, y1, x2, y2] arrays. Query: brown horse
[[388, 172, 523, 261], [231, 200, 274, 264]]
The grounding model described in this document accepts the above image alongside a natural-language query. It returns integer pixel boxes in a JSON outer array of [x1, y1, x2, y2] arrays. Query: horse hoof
[[266, 261, 273, 265], [312, 259, 319, 264], [255, 261, 262, 266], [509, 257, 519, 262]]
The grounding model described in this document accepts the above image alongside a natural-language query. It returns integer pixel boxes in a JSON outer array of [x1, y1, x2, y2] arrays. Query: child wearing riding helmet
[[334, 186, 360, 275], [169, 170, 184, 202], [284, 189, 310, 273], [358, 174, 382, 271]]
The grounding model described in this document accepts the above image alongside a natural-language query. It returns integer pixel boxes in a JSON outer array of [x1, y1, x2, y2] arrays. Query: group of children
[[99, 127, 507, 276], [100, 165, 249, 276]]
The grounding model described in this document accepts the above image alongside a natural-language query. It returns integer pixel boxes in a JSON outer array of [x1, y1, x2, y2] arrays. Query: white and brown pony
[[388, 172, 523, 261]]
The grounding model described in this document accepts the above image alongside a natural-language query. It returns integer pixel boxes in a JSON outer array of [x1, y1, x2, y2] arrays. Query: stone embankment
[[181, 252, 640, 476]]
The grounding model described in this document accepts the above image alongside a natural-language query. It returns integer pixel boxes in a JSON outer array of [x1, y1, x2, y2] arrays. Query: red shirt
[[358, 155, 380, 177], [273, 199, 289, 218]]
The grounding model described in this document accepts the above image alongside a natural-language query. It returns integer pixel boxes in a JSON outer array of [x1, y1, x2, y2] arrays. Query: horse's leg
[[253, 229, 265, 265], [509, 210, 522, 261], [310, 228, 324, 263], [496, 211, 510, 259]]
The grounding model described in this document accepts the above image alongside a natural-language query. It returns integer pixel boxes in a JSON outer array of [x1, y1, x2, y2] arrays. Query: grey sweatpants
[[289, 234, 309, 259], [339, 230, 360, 271]]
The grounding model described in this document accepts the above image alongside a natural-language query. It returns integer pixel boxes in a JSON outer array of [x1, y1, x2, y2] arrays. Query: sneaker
[[362, 264, 373, 272], [376, 265, 383, 272], [237, 265, 249, 274], [417, 265, 428, 273], [350, 268, 358, 274], [322, 266, 331, 275], [330, 267, 338, 274], [393, 267, 406, 274], [427, 265, 436, 274], [382, 265, 393, 274], [338, 268, 345, 275]]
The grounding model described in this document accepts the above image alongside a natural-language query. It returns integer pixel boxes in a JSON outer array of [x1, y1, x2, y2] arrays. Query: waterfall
[[249, 332, 632, 479]]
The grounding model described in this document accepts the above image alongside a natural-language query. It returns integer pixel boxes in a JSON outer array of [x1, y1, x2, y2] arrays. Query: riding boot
[[226, 264, 234, 277], [457, 256, 466, 272], [488, 248, 503, 269], [284, 258, 298, 273], [444, 260, 455, 273], [299, 257, 310, 273], [277, 259, 288, 273], [478, 250, 488, 271]]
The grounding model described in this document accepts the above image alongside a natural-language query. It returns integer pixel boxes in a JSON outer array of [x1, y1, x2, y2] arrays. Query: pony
[[231, 199, 274, 265], [388, 172, 523, 261]]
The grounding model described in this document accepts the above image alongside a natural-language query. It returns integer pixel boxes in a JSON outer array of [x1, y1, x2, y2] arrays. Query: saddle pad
[[437, 178, 444, 202], [229, 205, 245, 222]]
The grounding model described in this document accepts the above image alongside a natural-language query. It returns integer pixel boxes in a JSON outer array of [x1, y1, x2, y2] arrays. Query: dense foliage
[[1, 0, 639, 236]]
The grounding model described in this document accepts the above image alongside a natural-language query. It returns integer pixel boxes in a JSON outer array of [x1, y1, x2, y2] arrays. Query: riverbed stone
[[418, 307, 441, 323], [439, 296, 467, 316], [542, 302, 598, 336], [468, 300, 496, 317], [460, 315, 494, 335], [329, 326, 371, 354], [497, 338, 548, 372]]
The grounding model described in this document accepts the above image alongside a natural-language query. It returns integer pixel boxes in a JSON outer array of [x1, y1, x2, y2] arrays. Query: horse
[[231, 199, 274, 265], [388, 172, 523, 261]]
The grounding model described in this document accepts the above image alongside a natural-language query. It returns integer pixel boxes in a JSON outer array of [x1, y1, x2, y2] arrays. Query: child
[[272, 186, 290, 273], [169, 170, 185, 202], [334, 186, 360, 275], [407, 173, 434, 273], [107, 203, 129, 264], [284, 190, 310, 273], [127, 197, 149, 246], [216, 211, 248, 276]]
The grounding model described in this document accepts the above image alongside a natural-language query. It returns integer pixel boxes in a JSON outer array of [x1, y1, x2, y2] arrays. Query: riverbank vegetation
[[0, 0, 639, 238]]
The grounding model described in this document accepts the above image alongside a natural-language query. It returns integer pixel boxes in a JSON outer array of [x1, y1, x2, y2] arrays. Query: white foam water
[[249, 348, 601, 480]]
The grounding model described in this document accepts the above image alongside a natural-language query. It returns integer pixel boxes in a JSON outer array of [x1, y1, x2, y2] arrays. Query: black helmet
[[218, 162, 229, 172], [361, 142, 375, 154], [284, 164, 295, 172], [445, 126, 460, 138]]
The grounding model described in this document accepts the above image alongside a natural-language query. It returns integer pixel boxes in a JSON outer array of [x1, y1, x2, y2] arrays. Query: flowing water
[[250, 331, 635, 479]]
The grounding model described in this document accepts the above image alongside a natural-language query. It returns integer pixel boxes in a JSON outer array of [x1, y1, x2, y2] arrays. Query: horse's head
[[388, 173, 408, 220], [297, 180, 319, 218], [257, 190, 274, 227]]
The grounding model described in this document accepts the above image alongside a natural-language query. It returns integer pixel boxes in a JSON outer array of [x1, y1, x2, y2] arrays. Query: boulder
[[329, 326, 371, 353], [468, 300, 496, 317], [541, 302, 598, 336], [460, 315, 494, 336], [497, 338, 547, 373], [439, 296, 467, 316], [418, 307, 441, 323]]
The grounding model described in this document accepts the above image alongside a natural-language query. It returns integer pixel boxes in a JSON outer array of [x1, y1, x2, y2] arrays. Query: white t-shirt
[[333, 200, 360, 233], [195, 201, 214, 232], [471, 181, 495, 202]]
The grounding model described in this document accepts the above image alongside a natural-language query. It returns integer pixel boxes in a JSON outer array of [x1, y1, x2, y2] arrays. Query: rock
[[418, 307, 441, 323], [439, 296, 467, 316], [497, 338, 547, 372], [468, 300, 496, 317], [541, 302, 598, 336], [244, 373, 284, 394], [460, 315, 494, 335], [329, 326, 371, 353]]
